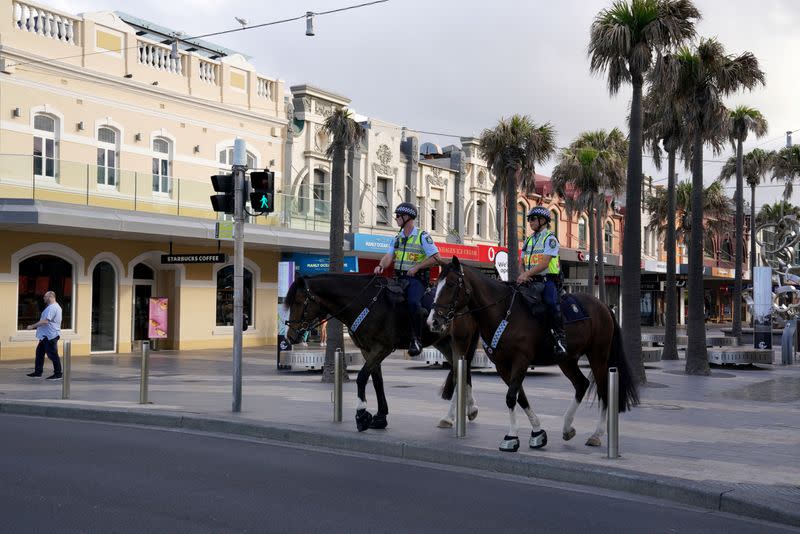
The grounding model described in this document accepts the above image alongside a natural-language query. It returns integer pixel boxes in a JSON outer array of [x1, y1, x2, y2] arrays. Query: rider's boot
[[551, 310, 568, 359], [408, 312, 423, 357]]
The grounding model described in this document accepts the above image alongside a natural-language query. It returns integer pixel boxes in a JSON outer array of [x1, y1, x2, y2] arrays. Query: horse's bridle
[[432, 269, 471, 325]]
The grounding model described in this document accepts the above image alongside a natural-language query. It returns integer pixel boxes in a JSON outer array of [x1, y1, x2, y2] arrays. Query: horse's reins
[[284, 275, 383, 337]]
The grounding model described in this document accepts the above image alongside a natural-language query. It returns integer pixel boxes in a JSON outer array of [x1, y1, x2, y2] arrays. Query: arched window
[[313, 169, 328, 218], [476, 200, 484, 237], [578, 217, 587, 250], [605, 221, 614, 254], [152, 137, 171, 194], [216, 266, 253, 327], [704, 235, 716, 259], [517, 203, 526, 244], [97, 127, 118, 187], [133, 263, 154, 280], [721, 238, 733, 262], [18, 255, 73, 330], [33, 114, 57, 179], [218, 147, 256, 169], [550, 209, 559, 240]]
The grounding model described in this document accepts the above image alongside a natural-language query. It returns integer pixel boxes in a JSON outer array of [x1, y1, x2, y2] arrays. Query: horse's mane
[[440, 261, 511, 292], [284, 272, 377, 309]]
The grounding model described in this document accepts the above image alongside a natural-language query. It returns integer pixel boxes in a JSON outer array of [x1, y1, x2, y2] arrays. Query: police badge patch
[[548, 238, 558, 249], [424, 233, 434, 245]]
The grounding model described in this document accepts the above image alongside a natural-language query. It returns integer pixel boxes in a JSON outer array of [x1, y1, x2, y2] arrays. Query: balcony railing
[[0, 154, 331, 232], [13, 1, 79, 45]]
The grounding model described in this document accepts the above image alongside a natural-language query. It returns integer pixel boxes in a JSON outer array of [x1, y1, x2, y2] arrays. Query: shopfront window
[[216, 266, 253, 327], [18, 255, 72, 330]]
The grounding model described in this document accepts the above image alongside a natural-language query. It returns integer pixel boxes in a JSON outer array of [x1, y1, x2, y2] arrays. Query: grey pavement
[[1, 338, 799, 528]]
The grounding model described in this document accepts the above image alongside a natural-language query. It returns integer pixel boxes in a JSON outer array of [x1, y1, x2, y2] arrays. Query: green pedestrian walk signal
[[249, 170, 275, 214]]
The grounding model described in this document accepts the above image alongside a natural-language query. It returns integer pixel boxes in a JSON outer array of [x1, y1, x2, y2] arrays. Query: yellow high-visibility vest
[[394, 230, 427, 273], [522, 230, 560, 274]]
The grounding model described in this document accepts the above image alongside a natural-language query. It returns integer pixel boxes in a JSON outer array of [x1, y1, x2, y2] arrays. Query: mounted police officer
[[517, 206, 567, 358], [374, 202, 441, 356]]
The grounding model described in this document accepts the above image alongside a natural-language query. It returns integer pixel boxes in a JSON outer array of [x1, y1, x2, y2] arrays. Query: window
[[551, 210, 559, 240], [476, 201, 484, 237], [578, 217, 587, 249], [33, 114, 57, 179], [644, 228, 650, 255], [605, 221, 613, 254], [517, 204, 526, 243], [152, 138, 171, 194], [313, 169, 328, 218], [447, 201, 453, 230], [133, 263, 154, 280], [218, 147, 256, 169], [704, 235, 716, 258], [297, 178, 309, 213], [431, 199, 440, 232], [18, 255, 73, 330], [721, 238, 733, 262], [376, 177, 390, 225], [216, 266, 253, 327], [97, 127, 118, 186]]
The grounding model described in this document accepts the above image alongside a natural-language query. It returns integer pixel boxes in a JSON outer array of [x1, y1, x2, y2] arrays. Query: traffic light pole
[[232, 142, 246, 413]]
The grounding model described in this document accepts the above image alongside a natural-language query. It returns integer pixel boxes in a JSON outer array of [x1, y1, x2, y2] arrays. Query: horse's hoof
[[499, 435, 520, 452], [467, 407, 479, 421], [529, 429, 548, 449], [369, 414, 388, 430], [356, 409, 373, 432], [585, 435, 602, 447], [562, 428, 576, 441], [437, 418, 454, 429]]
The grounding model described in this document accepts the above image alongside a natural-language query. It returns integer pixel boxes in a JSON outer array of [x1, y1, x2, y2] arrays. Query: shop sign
[[161, 254, 227, 264], [435, 242, 479, 261], [643, 259, 667, 273], [600, 275, 620, 285], [477, 244, 508, 263], [287, 253, 358, 274], [712, 267, 733, 278], [353, 233, 394, 253], [641, 281, 661, 291]]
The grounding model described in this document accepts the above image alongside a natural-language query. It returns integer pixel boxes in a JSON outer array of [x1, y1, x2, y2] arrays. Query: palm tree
[[770, 145, 800, 199], [478, 115, 557, 281], [321, 108, 365, 383], [642, 87, 691, 360], [653, 39, 765, 375], [719, 146, 772, 328], [722, 107, 768, 340], [756, 200, 800, 226], [589, 0, 700, 382], [552, 129, 627, 302]]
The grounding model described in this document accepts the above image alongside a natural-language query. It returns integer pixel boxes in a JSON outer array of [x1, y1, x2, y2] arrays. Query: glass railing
[[0, 154, 332, 231]]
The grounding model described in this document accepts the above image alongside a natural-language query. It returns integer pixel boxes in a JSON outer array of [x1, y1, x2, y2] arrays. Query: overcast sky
[[48, 0, 800, 212]]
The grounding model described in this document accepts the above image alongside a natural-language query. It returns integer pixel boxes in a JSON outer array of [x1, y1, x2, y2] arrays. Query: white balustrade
[[13, 1, 79, 44], [198, 59, 218, 85], [137, 40, 184, 75], [257, 77, 274, 100]]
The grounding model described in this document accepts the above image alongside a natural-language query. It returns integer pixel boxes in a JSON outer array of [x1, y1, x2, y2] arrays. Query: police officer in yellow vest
[[374, 202, 441, 356], [517, 206, 568, 358]]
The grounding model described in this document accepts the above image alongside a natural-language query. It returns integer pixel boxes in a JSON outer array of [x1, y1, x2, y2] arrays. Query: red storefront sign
[[435, 242, 479, 261], [477, 244, 508, 264]]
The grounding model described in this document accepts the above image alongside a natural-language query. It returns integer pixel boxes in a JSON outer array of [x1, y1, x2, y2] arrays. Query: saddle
[[383, 277, 434, 314], [518, 283, 590, 324]]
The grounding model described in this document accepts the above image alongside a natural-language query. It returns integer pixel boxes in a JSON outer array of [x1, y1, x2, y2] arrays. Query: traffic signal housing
[[249, 170, 275, 213], [210, 173, 235, 214]]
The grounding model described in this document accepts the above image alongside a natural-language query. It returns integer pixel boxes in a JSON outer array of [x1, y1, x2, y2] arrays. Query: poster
[[277, 262, 295, 368], [148, 297, 168, 339], [753, 267, 772, 349]]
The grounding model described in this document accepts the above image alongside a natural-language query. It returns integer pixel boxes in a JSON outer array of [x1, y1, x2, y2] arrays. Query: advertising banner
[[147, 298, 168, 339], [277, 261, 295, 368], [753, 266, 772, 349], [353, 233, 394, 253], [435, 242, 479, 261]]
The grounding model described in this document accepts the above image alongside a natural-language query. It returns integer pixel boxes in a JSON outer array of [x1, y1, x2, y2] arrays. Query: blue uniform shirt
[[386, 226, 439, 257]]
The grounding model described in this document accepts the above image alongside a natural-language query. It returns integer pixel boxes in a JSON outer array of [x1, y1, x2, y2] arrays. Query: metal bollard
[[455, 357, 467, 438], [61, 340, 71, 400], [139, 341, 150, 404], [333, 348, 342, 422], [781, 318, 796, 365], [607, 367, 619, 459]]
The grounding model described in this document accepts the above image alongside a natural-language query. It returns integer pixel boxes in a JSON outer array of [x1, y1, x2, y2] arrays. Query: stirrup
[[408, 338, 422, 356]]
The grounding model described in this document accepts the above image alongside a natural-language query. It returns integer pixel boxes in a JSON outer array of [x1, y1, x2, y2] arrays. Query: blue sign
[[284, 253, 358, 274], [353, 233, 394, 253]]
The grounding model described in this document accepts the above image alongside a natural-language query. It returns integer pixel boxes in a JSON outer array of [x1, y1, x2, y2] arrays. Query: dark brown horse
[[284, 273, 481, 431], [428, 257, 639, 452]]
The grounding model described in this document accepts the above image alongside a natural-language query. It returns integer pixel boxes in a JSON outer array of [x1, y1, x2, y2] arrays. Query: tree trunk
[[686, 132, 710, 375], [587, 206, 596, 294], [596, 193, 607, 303], [496, 188, 505, 246], [662, 150, 679, 360], [506, 171, 520, 281], [749, 183, 756, 328], [623, 75, 646, 383], [732, 138, 745, 341], [322, 143, 348, 383]]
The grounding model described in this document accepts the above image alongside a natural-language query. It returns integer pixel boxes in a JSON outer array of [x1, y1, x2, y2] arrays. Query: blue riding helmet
[[394, 202, 418, 219], [527, 206, 551, 223]]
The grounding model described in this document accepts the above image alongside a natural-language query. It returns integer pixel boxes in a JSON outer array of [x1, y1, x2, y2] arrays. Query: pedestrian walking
[[25, 290, 63, 380]]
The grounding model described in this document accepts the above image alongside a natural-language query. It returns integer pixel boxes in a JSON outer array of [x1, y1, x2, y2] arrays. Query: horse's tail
[[607, 307, 640, 412]]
